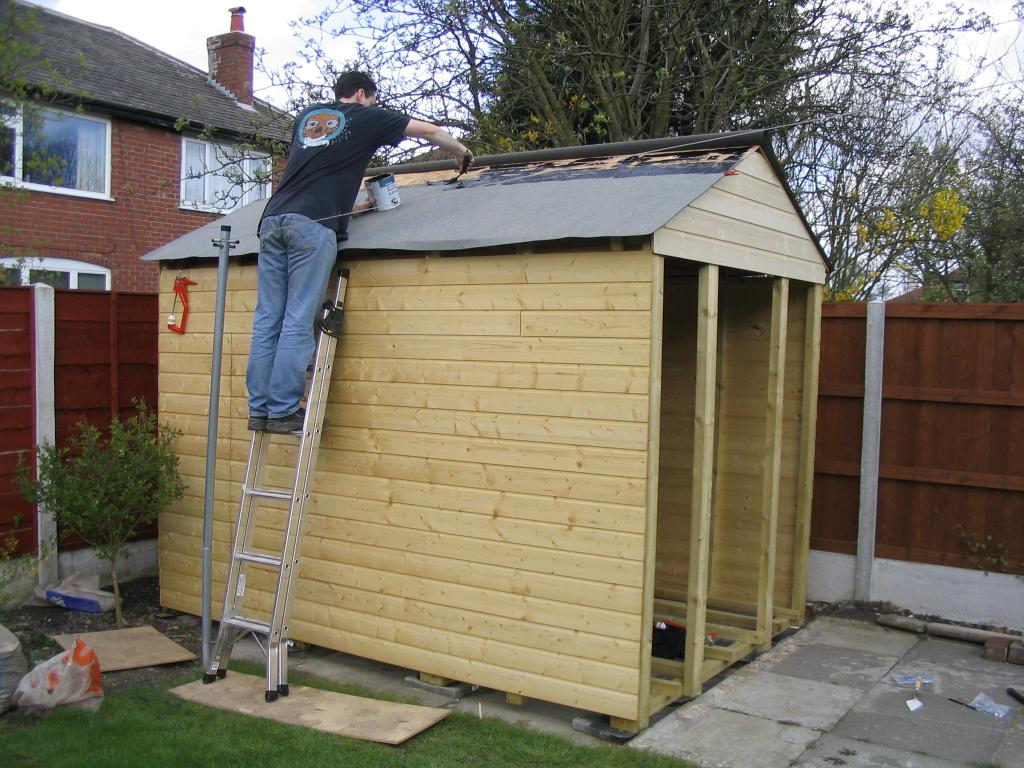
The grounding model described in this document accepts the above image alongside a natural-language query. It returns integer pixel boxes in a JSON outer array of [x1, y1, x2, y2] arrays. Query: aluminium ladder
[[203, 268, 349, 702]]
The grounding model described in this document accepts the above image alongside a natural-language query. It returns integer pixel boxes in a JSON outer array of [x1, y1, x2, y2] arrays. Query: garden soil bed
[[0, 576, 204, 693]]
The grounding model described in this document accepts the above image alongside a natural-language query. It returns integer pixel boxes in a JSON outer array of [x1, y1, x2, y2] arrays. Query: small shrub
[[16, 402, 185, 626]]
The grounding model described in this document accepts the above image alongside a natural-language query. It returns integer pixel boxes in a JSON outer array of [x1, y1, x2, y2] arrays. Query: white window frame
[[1, 256, 111, 291], [179, 136, 272, 214], [0, 103, 113, 200]]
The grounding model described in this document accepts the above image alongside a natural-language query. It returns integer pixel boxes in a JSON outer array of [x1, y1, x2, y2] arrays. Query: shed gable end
[[653, 150, 826, 283]]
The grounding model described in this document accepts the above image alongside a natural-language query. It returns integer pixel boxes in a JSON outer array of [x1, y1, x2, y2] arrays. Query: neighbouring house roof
[[8, 0, 292, 143], [142, 132, 829, 269]]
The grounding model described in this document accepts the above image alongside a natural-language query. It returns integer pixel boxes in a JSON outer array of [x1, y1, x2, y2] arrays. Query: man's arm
[[405, 119, 474, 170]]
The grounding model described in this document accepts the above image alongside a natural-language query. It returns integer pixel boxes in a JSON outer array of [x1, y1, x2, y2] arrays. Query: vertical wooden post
[[790, 284, 822, 621], [756, 278, 788, 650], [637, 254, 665, 728], [32, 284, 58, 586], [683, 264, 719, 698], [855, 301, 885, 601]]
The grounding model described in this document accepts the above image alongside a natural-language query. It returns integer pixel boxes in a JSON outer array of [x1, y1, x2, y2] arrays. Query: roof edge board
[[369, 130, 770, 177]]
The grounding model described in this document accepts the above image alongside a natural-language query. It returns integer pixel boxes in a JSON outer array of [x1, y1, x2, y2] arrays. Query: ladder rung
[[248, 488, 293, 501], [223, 616, 271, 635], [236, 551, 282, 568]]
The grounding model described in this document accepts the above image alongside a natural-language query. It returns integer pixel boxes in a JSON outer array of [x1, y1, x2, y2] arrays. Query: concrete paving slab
[[891, 637, 1024, 703], [793, 734, 973, 768], [851, 684, 1014, 732], [698, 670, 863, 730], [630, 706, 819, 768], [795, 617, 921, 657], [993, 719, 1024, 768], [764, 643, 900, 689], [833, 709, 1005, 764]]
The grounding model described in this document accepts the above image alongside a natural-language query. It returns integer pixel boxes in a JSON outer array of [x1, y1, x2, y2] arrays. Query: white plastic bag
[[13, 636, 103, 713]]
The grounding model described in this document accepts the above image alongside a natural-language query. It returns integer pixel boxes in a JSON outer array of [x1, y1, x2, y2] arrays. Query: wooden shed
[[148, 132, 827, 731]]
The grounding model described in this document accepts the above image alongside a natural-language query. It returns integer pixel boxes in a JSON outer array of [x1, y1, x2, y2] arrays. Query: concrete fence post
[[855, 301, 885, 601], [32, 283, 59, 586]]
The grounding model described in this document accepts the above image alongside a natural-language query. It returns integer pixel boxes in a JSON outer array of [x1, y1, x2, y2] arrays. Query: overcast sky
[[26, 0, 1024, 109]]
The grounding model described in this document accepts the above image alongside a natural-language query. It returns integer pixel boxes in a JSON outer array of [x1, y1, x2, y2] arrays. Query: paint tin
[[366, 173, 401, 210]]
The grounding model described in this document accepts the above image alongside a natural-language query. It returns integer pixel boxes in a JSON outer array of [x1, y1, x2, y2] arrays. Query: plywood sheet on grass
[[171, 672, 449, 744], [52, 626, 196, 671]]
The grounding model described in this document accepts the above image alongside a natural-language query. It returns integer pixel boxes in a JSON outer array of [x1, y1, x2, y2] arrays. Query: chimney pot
[[229, 7, 246, 33]]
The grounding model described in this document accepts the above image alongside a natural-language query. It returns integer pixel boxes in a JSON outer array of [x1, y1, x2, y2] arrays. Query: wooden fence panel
[[0, 288, 36, 555], [813, 303, 1024, 575], [0, 288, 159, 553]]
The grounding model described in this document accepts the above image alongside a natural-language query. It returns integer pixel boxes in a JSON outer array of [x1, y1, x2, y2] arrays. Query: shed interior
[[643, 258, 821, 722]]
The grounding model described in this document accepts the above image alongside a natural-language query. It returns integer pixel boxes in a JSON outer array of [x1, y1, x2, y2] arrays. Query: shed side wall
[[158, 250, 656, 720]]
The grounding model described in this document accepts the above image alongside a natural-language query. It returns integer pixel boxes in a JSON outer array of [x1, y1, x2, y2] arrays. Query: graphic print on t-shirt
[[298, 108, 347, 148]]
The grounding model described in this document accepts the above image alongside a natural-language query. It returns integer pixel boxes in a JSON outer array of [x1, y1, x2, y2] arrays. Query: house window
[[0, 104, 111, 198], [180, 138, 271, 213], [0, 257, 111, 290]]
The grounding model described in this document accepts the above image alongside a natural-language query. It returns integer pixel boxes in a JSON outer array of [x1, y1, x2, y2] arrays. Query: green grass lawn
[[1, 662, 695, 768]]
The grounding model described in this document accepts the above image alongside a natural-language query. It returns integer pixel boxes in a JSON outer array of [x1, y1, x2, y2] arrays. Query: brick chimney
[[207, 7, 254, 105]]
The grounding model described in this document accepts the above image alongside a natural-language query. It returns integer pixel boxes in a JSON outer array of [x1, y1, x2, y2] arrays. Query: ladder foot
[[202, 672, 218, 684], [265, 690, 279, 703], [278, 684, 290, 697], [217, 668, 227, 679]]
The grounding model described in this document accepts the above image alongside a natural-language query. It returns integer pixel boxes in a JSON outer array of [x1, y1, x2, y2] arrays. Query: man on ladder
[[204, 71, 472, 701]]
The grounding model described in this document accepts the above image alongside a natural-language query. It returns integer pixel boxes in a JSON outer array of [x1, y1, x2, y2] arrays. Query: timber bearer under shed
[[247, 70, 474, 435]]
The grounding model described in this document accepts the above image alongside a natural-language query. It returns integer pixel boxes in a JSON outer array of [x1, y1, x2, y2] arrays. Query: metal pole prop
[[202, 225, 236, 668]]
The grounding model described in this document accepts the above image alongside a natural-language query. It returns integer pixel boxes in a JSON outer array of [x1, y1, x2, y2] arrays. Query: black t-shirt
[[261, 102, 410, 238]]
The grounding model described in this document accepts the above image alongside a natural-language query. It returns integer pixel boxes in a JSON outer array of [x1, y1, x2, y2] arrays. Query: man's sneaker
[[266, 408, 306, 435], [247, 415, 267, 432]]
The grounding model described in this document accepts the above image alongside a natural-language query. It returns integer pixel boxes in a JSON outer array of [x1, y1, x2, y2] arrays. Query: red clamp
[[167, 275, 197, 334]]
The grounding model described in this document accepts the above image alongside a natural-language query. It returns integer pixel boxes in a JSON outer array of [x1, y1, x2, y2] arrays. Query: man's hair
[[334, 71, 377, 100]]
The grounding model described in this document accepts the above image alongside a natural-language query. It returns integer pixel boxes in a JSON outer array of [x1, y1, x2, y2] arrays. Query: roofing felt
[[8, 0, 291, 143], [141, 147, 749, 261]]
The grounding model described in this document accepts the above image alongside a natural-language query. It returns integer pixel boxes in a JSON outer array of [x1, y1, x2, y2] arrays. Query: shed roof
[[142, 132, 827, 266], [8, 0, 291, 143]]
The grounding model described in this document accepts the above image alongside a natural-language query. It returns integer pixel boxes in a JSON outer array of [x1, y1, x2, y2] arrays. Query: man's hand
[[352, 188, 376, 216], [455, 147, 474, 173]]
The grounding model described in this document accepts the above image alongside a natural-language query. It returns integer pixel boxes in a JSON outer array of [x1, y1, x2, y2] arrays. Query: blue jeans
[[246, 213, 337, 419]]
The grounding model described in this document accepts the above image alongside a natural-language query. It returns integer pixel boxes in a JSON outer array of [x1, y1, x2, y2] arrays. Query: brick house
[[1, 2, 291, 293]]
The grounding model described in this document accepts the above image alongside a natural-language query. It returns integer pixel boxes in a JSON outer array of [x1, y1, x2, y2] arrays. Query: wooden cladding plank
[[307, 471, 646, 535], [346, 282, 652, 311], [338, 334, 651, 367], [345, 310, 522, 336], [306, 491, 644, 562], [302, 512, 645, 588], [331, 380, 649, 422], [520, 311, 652, 339], [672, 199, 820, 262], [334, 358, 649, 395], [315, 443, 647, 506], [342, 250, 654, 287], [325, 403, 649, 451], [318, 426, 648, 479]]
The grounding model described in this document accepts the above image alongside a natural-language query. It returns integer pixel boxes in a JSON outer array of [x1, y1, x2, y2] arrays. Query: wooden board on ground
[[170, 672, 450, 745], [53, 626, 196, 672]]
